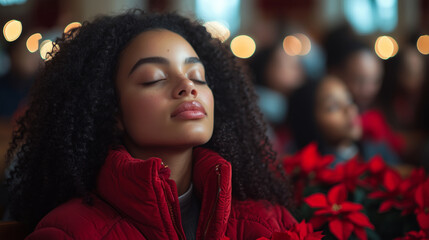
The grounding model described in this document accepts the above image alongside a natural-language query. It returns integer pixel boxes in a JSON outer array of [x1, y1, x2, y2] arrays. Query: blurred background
[[0, 0, 428, 218]]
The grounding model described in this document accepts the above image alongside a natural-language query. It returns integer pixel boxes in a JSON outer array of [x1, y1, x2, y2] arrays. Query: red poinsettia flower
[[358, 155, 388, 189], [283, 143, 334, 178], [369, 168, 424, 215], [305, 184, 374, 240], [318, 157, 367, 191], [283, 143, 334, 204], [266, 221, 324, 240], [415, 178, 429, 230], [394, 230, 429, 240]]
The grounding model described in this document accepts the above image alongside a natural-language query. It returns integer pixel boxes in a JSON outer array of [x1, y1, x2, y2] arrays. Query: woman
[[6, 11, 295, 239], [289, 76, 398, 166]]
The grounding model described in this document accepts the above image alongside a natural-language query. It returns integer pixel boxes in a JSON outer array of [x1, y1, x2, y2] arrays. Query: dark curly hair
[[6, 10, 293, 227]]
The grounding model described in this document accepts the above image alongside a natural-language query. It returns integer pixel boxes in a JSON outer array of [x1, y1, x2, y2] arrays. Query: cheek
[[120, 92, 167, 138], [317, 112, 346, 135]]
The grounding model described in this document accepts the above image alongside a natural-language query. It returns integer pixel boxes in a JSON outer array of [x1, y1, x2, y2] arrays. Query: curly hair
[[6, 10, 293, 227]]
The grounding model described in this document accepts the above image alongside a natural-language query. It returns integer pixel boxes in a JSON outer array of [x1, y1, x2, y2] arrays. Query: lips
[[171, 101, 207, 120]]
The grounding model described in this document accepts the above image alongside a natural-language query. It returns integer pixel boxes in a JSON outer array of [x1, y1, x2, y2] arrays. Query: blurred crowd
[[247, 24, 429, 171]]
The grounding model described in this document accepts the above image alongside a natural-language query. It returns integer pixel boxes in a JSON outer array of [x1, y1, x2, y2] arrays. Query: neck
[[124, 141, 193, 196]]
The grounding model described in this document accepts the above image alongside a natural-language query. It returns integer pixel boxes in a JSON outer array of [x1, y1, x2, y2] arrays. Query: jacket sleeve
[[26, 227, 74, 240]]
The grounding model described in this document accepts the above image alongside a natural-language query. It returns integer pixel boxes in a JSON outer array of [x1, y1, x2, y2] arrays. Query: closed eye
[[141, 79, 166, 86], [191, 79, 207, 85]]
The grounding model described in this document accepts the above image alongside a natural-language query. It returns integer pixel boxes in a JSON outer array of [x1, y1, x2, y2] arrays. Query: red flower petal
[[384, 169, 401, 192], [296, 221, 308, 238], [301, 143, 319, 173], [378, 200, 395, 213], [417, 212, 429, 230], [415, 184, 424, 209], [328, 184, 347, 205], [305, 193, 329, 208], [329, 219, 354, 240], [368, 191, 387, 199], [340, 202, 364, 212], [354, 227, 368, 240], [346, 212, 374, 229], [368, 155, 386, 174]]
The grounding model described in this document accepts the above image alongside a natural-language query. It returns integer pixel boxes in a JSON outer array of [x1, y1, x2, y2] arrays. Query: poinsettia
[[317, 157, 367, 191], [269, 221, 324, 240], [415, 178, 429, 230], [358, 155, 388, 189], [283, 142, 334, 179], [305, 184, 374, 240], [283, 143, 334, 203], [395, 230, 429, 240], [368, 168, 424, 215]]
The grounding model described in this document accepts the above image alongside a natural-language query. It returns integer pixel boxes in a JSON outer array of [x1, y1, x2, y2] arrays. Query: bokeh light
[[230, 35, 256, 59], [417, 35, 429, 55], [39, 40, 59, 61], [283, 35, 302, 56], [26, 33, 42, 53], [64, 22, 82, 34], [3, 19, 22, 42], [295, 33, 312, 55], [375, 36, 397, 60], [203, 21, 231, 42], [387, 36, 399, 57]]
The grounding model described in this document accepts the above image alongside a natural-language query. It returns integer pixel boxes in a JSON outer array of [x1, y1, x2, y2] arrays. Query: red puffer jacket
[[26, 147, 296, 240]]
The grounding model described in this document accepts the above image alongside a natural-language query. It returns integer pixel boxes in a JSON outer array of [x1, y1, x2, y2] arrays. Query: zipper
[[202, 164, 221, 240], [161, 163, 186, 240]]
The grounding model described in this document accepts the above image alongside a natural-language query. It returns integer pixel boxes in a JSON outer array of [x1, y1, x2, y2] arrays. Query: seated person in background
[[5, 11, 296, 240], [324, 26, 405, 155], [289, 75, 399, 166], [249, 38, 306, 157]]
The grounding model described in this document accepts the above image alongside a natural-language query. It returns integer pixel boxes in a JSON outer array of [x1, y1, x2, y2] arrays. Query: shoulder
[[27, 196, 123, 240], [227, 199, 296, 238], [362, 141, 399, 165]]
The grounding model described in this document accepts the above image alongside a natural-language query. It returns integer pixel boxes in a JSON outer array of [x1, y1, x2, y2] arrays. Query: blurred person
[[289, 75, 399, 166], [6, 11, 296, 239], [325, 26, 404, 155], [249, 41, 306, 156], [380, 39, 429, 164]]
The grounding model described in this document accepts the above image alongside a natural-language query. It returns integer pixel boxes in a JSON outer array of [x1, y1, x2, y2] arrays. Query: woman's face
[[115, 29, 214, 149], [315, 77, 362, 145], [342, 51, 382, 111], [265, 46, 304, 96]]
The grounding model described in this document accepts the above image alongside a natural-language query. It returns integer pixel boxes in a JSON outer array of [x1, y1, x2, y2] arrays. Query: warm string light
[[230, 35, 256, 59], [3, 19, 22, 42], [374, 35, 398, 60], [417, 35, 429, 55], [64, 22, 82, 34], [26, 33, 42, 53], [39, 40, 59, 61], [203, 21, 230, 43], [283, 34, 312, 56]]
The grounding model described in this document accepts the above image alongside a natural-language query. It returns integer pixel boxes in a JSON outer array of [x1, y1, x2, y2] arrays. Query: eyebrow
[[128, 56, 202, 76]]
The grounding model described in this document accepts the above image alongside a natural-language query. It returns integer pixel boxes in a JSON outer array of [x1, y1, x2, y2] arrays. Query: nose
[[345, 102, 358, 118], [173, 75, 198, 99]]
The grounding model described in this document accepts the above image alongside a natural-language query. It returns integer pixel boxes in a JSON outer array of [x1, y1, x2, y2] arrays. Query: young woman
[[6, 11, 295, 239], [289, 76, 399, 166]]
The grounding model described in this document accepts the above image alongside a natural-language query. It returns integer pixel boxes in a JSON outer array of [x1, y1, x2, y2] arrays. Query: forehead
[[317, 78, 347, 99], [119, 29, 199, 63]]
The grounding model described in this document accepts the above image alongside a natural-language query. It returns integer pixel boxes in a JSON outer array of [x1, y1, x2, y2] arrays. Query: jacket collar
[[96, 146, 232, 240]]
